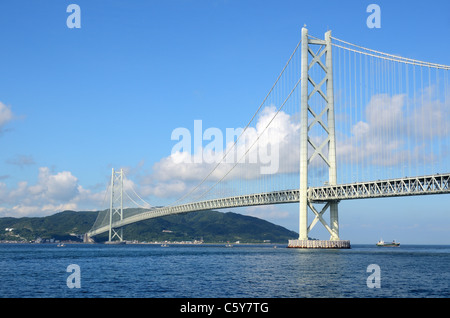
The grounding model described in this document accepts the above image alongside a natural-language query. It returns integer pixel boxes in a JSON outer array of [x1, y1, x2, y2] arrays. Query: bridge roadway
[[87, 173, 450, 237]]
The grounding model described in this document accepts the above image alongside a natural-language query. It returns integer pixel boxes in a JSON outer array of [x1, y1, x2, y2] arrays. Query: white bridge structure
[[86, 27, 450, 248]]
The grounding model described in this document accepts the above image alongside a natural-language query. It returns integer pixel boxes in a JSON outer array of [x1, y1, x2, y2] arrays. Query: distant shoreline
[[1, 241, 449, 246], [0, 240, 287, 245]]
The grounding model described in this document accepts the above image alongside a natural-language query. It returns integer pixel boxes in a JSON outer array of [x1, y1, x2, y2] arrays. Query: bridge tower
[[108, 168, 124, 243], [290, 27, 349, 248]]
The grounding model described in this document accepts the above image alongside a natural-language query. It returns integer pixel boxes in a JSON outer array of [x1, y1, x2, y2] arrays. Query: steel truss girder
[[308, 173, 450, 202], [86, 173, 450, 238]]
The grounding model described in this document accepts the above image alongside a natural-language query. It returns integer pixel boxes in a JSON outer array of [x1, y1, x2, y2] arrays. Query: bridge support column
[[293, 27, 348, 248], [298, 26, 309, 241], [108, 168, 124, 242], [329, 202, 339, 241], [325, 29, 340, 242], [83, 233, 94, 243]]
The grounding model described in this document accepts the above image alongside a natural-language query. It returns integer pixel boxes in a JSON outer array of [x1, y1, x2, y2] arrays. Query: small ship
[[376, 239, 400, 247]]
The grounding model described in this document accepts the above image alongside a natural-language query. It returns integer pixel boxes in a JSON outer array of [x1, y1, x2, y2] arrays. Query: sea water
[[0, 243, 449, 298]]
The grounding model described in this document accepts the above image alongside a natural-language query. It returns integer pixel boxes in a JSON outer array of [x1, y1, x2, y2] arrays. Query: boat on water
[[376, 239, 400, 247]]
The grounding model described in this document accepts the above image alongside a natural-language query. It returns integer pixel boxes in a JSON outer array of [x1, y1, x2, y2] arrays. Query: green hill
[[0, 210, 97, 242], [0, 210, 298, 243]]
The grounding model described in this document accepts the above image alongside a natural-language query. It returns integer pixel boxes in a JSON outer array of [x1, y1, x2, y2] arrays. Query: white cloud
[[139, 106, 301, 199], [245, 205, 291, 220], [44, 168, 79, 201], [337, 91, 450, 170], [141, 180, 188, 199], [0, 102, 14, 130], [10, 205, 41, 217], [0, 167, 103, 217], [42, 203, 78, 213]]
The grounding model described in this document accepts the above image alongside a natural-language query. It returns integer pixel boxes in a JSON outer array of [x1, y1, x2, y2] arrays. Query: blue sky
[[0, 0, 449, 243]]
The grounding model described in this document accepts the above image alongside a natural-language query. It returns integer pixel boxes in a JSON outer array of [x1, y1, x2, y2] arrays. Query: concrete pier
[[288, 239, 350, 249]]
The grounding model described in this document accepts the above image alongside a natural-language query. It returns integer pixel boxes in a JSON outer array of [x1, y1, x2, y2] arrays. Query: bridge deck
[[87, 173, 449, 237]]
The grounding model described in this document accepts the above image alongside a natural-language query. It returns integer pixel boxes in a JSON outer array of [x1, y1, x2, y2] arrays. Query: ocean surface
[[0, 243, 449, 298]]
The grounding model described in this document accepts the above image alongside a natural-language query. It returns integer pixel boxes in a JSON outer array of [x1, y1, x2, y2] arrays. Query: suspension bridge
[[85, 27, 450, 248]]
